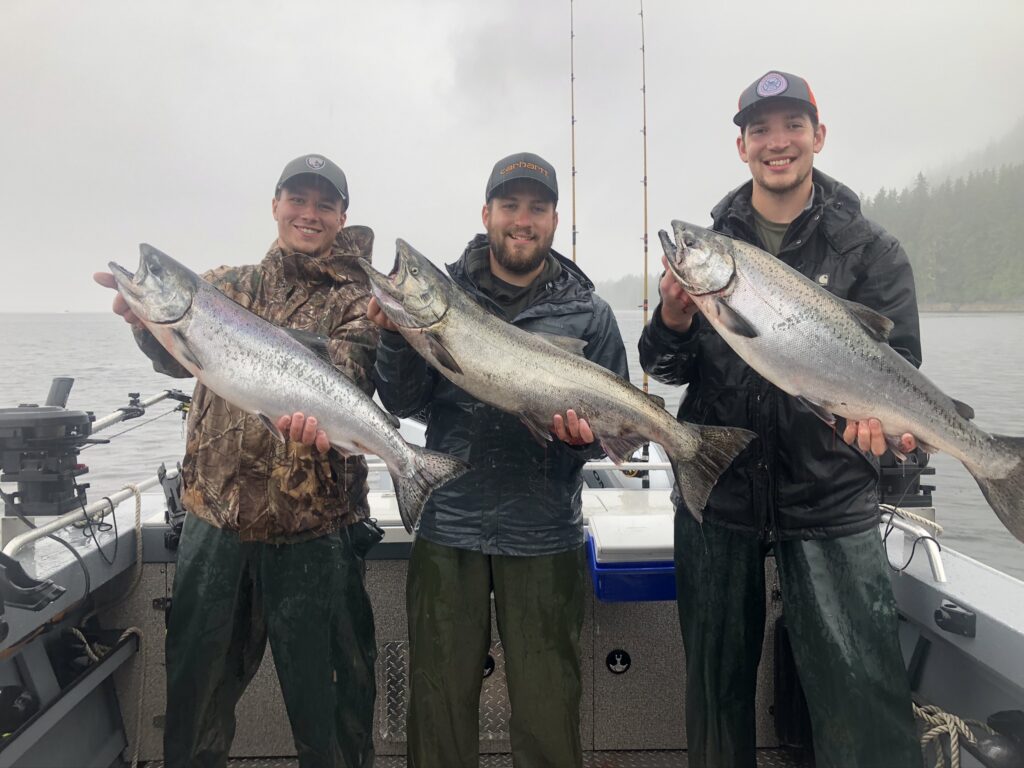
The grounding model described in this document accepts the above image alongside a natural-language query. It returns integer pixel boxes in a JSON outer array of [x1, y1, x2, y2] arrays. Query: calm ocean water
[[1, 311, 1022, 579]]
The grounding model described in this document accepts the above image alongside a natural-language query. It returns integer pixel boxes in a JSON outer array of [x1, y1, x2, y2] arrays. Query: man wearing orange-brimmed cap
[[640, 71, 923, 766]]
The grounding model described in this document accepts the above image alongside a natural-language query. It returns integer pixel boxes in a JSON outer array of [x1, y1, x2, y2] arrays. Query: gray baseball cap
[[275, 154, 349, 205], [485, 152, 558, 202], [733, 71, 818, 127]]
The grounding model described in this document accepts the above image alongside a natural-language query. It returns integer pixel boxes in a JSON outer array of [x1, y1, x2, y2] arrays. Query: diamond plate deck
[[379, 640, 512, 744], [141, 749, 810, 767]]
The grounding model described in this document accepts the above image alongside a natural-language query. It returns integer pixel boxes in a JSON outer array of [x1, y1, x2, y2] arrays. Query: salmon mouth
[[357, 257, 418, 329], [107, 260, 142, 298]]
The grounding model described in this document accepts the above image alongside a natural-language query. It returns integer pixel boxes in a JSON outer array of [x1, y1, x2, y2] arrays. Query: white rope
[[76, 482, 148, 766], [118, 626, 146, 768], [915, 702, 993, 768], [84, 483, 144, 622], [108, 484, 146, 768], [881, 503, 944, 537]]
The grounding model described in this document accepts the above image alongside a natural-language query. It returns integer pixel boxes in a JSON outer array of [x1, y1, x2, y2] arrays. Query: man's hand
[[658, 255, 700, 333], [842, 418, 917, 457], [367, 297, 401, 332], [552, 409, 595, 446], [277, 412, 331, 454], [93, 272, 144, 328]]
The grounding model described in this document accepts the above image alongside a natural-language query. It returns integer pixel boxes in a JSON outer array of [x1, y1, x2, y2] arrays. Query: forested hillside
[[864, 163, 1024, 307], [597, 162, 1024, 310]]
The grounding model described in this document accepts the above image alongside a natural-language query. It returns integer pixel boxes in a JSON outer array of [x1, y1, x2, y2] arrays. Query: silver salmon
[[108, 243, 469, 532], [359, 239, 756, 520], [660, 219, 1024, 544]]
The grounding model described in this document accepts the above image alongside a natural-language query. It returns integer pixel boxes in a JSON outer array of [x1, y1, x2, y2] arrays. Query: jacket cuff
[[378, 328, 409, 351], [650, 303, 701, 347]]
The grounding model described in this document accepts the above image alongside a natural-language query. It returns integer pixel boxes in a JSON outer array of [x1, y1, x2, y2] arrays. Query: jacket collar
[[448, 233, 596, 304], [263, 225, 374, 289], [711, 169, 875, 255]]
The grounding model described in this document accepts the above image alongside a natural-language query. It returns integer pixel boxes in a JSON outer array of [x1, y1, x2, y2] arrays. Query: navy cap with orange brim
[[733, 71, 818, 127]]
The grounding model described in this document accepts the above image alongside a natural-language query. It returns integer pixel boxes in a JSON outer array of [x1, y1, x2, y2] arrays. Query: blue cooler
[[586, 512, 676, 602]]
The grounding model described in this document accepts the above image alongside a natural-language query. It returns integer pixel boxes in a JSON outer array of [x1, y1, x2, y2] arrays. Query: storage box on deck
[[586, 513, 675, 602]]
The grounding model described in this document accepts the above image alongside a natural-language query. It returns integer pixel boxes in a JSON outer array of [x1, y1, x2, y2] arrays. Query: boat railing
[[2, 467, 180, 558], [880, 509, 947, 583]]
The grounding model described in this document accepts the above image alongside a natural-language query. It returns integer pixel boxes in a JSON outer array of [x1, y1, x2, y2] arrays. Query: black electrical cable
[[78, 492, 119, 567]]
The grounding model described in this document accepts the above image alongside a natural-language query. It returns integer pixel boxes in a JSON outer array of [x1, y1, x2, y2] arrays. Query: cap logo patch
[[500, 160, 550, 178], [757, 73, 789, 98], [305, 155, 326, 170]]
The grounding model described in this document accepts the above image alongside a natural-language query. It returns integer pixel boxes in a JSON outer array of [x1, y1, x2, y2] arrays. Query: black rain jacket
[[374, 235, 629, 556], [639, 170, 922, 540]]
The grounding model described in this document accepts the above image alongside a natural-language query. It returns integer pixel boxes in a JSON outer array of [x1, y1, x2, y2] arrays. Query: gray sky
[[3, 0, 1023, 312]]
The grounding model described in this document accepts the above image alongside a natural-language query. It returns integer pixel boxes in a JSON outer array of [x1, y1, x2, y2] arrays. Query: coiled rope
[[915, 702, 994, 768]]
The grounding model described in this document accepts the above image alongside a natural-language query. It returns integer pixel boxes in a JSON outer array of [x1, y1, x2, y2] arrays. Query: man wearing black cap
[[369, 152, 628, 767], [95, 154, 380, 767], [640, 73, 923, 766]]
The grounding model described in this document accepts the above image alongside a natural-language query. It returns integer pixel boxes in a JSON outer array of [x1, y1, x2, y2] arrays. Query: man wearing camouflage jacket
[[96, 154, 379, 768]]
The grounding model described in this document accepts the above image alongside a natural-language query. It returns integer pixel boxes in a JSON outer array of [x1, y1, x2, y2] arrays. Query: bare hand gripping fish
[[108, 243, 469, 532], [661, 220, 1024, 544], [360, 239, 757, 520]]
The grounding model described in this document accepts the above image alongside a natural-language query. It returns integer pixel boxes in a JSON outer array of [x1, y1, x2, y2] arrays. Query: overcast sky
[[3, 0, 1023, 313]]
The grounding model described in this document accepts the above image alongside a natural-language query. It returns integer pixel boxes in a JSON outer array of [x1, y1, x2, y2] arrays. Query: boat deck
[[141, 751, 810, 767]]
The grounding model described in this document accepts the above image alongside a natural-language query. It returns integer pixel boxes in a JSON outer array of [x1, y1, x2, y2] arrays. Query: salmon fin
[[796, 396, 836, 426], [171, 329, 203, 370], [966, 435, 1024, 545], [393, 448, 471, 533], [883, 435, 909, 462], [671, 425, 757, 522], [533, 332, 588, 357], [283, 328, 333, 363], [840, 299, 894, 342], [917, 439, 941, 454], [600, 435, 647, 465], [257, 414, 286, 442], [713, 298, 758, 339], [645, 391, 667, 410], [383, 411, 401, 430], [426, 333, 463, 375], [952, 398, 975, 420], [519, 413, 554, 445]]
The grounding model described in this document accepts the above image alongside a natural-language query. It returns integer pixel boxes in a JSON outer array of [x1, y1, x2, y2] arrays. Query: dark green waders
[[405, 538, 586, 768], [674, 512, 922, 768], [163, 514, 377, 768]]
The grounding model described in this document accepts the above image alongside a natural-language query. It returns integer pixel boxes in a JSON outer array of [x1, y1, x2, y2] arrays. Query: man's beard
[[488, 229, 553, 275]]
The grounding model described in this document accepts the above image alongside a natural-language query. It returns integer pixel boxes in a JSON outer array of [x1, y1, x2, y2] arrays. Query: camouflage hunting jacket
[[133, 226, 379, 542]]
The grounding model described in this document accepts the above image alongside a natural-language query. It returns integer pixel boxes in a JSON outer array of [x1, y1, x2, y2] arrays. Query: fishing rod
[[569, 0, 578, 263], [90, 389, 190, 434], [639, 0, 650, 382], [639, 0, 651, 486]]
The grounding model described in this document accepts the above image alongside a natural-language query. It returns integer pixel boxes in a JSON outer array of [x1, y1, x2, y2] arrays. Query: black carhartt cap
[[485, 152, 558, 202], [733, 71, 819, 127], [275, 154, 349, 205]]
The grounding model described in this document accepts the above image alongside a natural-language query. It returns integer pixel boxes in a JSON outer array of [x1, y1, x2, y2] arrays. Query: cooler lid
[[588, 512, 674, 564]]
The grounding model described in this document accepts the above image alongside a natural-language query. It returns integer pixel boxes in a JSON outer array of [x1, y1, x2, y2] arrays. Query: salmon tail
[[967, 435, 1024, 545], [392, 448, 471, 533], [670, 425, 757, 521]]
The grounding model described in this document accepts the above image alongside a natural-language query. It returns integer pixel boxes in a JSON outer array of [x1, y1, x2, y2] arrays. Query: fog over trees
[[598, 121, 1024, 311]]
